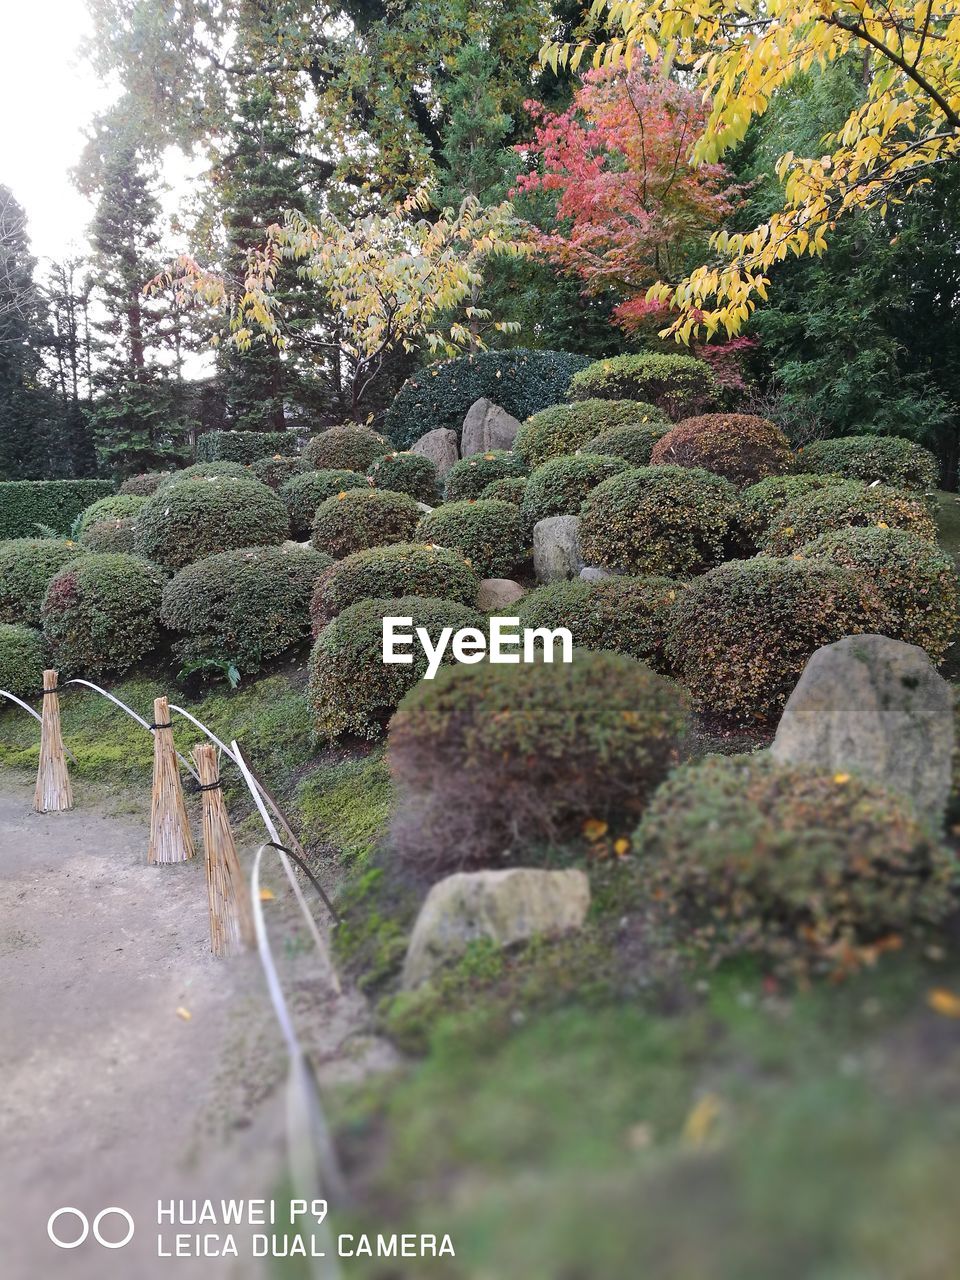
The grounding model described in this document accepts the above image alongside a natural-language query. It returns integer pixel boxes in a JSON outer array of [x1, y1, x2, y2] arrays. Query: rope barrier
[[0, 690, 79, 766]]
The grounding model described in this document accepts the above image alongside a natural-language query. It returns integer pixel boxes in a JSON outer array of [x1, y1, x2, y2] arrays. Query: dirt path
[[0, 774, 391, 1280]]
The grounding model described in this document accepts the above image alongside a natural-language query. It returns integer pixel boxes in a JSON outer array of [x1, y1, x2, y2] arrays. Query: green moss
[[297, 748, 393, 864]]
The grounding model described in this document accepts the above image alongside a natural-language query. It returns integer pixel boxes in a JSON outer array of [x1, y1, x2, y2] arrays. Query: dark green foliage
[[311, 488, 421, 559], [0, 538, 88, 625], [514, 399, 667, 467], [0, 623, 44, 698], [77, 493, 147, 534], [196, 430, 292, 464], [479, 476, 528, 504], [667, 556, 882, 723], [119, 471, 169, 495], [79, 517, 139, 554], [568, 354, 718, 420], [311, 543, 480, 628], [388, 651, 689, 871], [579, 465, 742, 577], [41, 552, 165, 678], [368, 451, 442, 503], [763, 479, 938, 554], [308, 595, 485, 740], [634, 753, 955, 974], [159, 461, 252, 487], [282, 469, 369, 538], [0, 480, 114, 538], [249, 455, 302, 490], [740, 473, 846, 541], [415, 500, 528, 577], [585, 423, 670, 467], [385, 349, 592, 450], [799, 435, 940, 491], [521, 453, 630, 525], [161, 544, 331, 674], [444, 450, 527, 501], [301, 426, 389, 473], [135, 475, 289, 571]]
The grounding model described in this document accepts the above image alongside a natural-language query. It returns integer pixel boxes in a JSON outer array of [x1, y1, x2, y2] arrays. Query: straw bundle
[[148, 695, 195, 864], [34, 669, 73, 813], [193, 742, 254, 956]]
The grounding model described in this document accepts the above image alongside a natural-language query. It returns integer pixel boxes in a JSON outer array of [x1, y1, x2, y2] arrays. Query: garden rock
[[461, 398, 522, 456], [534, 515, 583, 583], [410, 428, 459, 479], [771, 634, 953, 828], [476, 578, 525, 610], [580, 566, 613, 582], [402, 868, 590, 988]]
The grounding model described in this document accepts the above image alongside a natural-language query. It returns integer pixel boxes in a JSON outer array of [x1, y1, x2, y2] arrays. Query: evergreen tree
[[43, 258, 97, 476]]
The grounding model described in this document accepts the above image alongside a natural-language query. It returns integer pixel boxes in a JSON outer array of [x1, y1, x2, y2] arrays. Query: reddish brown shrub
[[650, 413, 793, 486]]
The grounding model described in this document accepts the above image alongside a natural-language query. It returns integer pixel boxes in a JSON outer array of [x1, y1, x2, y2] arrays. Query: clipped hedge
[[800, 434, 940, 491], [568, 353, 717, 419], [310, 487, 420, 559], [308, 595, 485, 739], [415, 499, 527, 578], [368, 451, 442, 504], [388, 650, 690, 871], [479, 476, 528, 505], [311, 542, 479, 629], [196, 430, 292, 464], [77, 493, 147, 534], [135, 475, 289, 571], [740, 473, 846, 542], [161, 544, 331, 674], [157, 461, 252, 488], [521, 453, 630, 525], [651, 413, 793, 486], [119, 471, 169, 496], [0, 480, 114, 539], [634, 753, 955, 975], [585, 422, 670, 467], [301, 425, 389, 473], [282, 469, 369, 539], [0, 538, 86, 625], [249, 455, 303, 490], [79, 518, 139, 554], [763, 479, 938, 555], [385, 348, 591, 450], [0, 624, 44, 699], [579, 465, 742, 578], [444, 450, 527, 502], [515, 399, 668, 468]]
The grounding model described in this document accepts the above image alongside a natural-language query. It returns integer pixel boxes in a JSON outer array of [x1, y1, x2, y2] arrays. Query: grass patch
[[297, 748, 393, 864]]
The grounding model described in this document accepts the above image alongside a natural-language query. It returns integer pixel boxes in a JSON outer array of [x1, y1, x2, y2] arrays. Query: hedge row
[[0, 480, 114, 539], [196, 430, 293, 464]]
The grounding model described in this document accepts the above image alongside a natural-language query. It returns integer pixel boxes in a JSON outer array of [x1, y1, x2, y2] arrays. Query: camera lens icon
[[47, 1207, 134, 1250]]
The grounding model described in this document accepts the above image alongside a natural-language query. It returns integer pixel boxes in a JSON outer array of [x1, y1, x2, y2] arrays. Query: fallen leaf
[[582, 818, 609, 842], [614, 837, 631, 857], [683, 1093, 724, 1147], [176, 1007, 192, 1022], [259, 887, 276, 902], [927, 988, 960, 1018], [833, 772, 851, 785]]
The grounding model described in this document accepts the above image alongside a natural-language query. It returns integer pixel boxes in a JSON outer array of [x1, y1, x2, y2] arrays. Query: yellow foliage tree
[[545, 1, 960, 342]]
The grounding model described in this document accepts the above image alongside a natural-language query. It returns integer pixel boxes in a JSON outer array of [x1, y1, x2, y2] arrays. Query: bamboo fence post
[[193, 742, 254, 956], [148, 695, 194, 864], [34, 669, 73, 813]]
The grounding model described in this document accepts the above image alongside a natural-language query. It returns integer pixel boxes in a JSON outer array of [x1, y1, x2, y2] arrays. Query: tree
[[43, 259, 97, 476], [546, 0, 960, 342]]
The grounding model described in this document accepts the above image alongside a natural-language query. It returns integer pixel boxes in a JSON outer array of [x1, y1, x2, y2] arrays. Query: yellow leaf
[[176, 1007, 192, 1022], [582, 818, 609, 842], [683, 1093, 723, 1147], [259, 887, 276, 902], [927, 988, 960, 1018], [614, 837, 631, 857], [833, 773, 851, 785]]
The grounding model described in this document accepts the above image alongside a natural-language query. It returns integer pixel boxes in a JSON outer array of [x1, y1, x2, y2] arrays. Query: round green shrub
[[740, 473, 846, 541], [0, 623, 44, 698], [310, 487, 420, 559], [249, 454, 302, 490], [119, 471, 170, 496], [282, 469, 369, 538], [385, 348, 591, 450], [301, 425, 389, 473], [514, 576, 679, 668], [799, 526, 959, 662], [415, 500, 527, 578], [579, 465, 742, 578], [309, 595, 485, 740], [667, 555, 882, 723], [444, 450, 527, 502], [135, 475, 290, 571], [800, 434, 940, 491], [77, 493, 147, 534], [157, 461, 252, 488], [388, 650, 690, 872], [478, 476, 528, 505], [368, 451, 441, 503], [585, 422, 670, 467], [568, 353, 718, 419], [650, 413, 794, 486], [161, 545, 331, 674], [79, 517, 139, 554], [521, 453, 630, 525], [763, 479, 938, 555], [0, 538, 87, 626], [41, 553, 165, 678], [311, 542, 479, 629], [633, 753, 955, 975], [515, 399, 668, 468]]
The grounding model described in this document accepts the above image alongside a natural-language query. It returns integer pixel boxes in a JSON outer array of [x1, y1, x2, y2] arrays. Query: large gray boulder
[[771, 634, 953, 828], [461, 398, 522, 457], [410, 427, 459, 479], [533, 515, 583, 583], [403, 868, 590, 988], [476, 578, 525, 611]]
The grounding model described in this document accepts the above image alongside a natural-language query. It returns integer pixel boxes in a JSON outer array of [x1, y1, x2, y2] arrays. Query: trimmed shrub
[[311, 542, 480, 629], [740, 473, 846, 541], [41, 553, 165, 678], [310, 487, 420, 559], [120, 471, 169, 496], [385, 348, 592, 449], [579, 465, 742, 578], [763, 479, 938, 555], [515, 399, 668, 468], [249, 454, 302, 490], [79, 518, 139, 554], [585, 422, 670, 467], [77, 493, 147, 534], [0, 624, 44, 699], [415, 500, 527, 578], [521, 453, 630, 525], [196, 430, 292, 464], [479, 476, 528, 505], [667, 555, 882, 723], [0, 538, 86, 626], [800, 434, 940, 491], [650, 414, 793, 486], [282, 470, 369, 539], [308, 595, 485, 739], [444, 450, 527, 502], [135, 475, 289, 571], [568, 353, 718, 419], [301, 425, 389, 473], [799, 526, 959, 662], [157, 461, 252, 488], [367, 451, 441, 503], [514, 576, 679, 668], [161, 545, 331, 674], [633, 753, 955, 975], [0, 480, 113, 539], [388, 651, 690, 872]]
